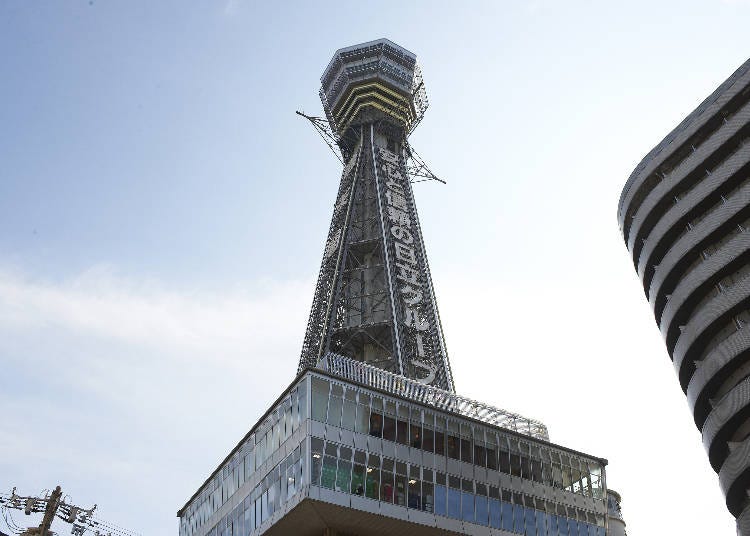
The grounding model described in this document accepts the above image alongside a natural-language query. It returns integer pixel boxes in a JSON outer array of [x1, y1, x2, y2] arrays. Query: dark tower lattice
[[298, 39, 454, 392]]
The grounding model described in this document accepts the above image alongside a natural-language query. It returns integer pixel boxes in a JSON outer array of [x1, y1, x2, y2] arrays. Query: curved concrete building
[[618, 57, 750, 532], [605, 490, 626, 536]]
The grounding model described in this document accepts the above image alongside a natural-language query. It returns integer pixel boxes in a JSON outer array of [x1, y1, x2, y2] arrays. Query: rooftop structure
[[618, 56, 750, 534]]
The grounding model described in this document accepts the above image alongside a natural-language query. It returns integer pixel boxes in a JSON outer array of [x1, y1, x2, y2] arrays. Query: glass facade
[[310, 375, 604, 500], [179, 372, 607, 536], [311, 435, 604, 535], [179, 378, 307, 536]]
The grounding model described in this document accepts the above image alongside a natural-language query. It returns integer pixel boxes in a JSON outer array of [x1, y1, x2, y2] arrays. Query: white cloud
[[0, 265, 314, 534], [0, 264, 311, 364], [0, 263, 736, 535]]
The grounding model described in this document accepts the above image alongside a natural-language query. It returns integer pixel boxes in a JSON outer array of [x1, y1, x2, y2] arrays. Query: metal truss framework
[[299, 123, 454, 392], [296, 111, 444, 184]]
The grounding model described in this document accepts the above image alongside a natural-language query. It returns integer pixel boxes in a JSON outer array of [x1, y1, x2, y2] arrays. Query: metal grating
[[320, 351, 549, 441]]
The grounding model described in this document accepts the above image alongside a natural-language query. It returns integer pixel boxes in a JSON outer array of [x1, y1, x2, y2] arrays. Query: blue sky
[[2, 1, 750, 534]]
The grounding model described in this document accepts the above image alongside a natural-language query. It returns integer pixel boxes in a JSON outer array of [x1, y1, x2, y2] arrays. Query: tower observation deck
[[299, 39, 453, 392]]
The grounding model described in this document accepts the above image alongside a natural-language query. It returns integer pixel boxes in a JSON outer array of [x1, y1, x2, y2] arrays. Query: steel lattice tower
[[298, 39, 454, 392]]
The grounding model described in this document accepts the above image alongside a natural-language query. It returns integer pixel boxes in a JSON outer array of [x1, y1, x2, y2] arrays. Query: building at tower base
[[177, 367, 609, 536]]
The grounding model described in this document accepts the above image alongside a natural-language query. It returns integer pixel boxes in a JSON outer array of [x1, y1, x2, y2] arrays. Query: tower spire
[[299, 38, 454, 392]]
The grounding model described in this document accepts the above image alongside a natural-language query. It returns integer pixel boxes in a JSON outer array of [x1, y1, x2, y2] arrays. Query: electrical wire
[[1, 507, 23, 535], [89, 516, 141, 536]]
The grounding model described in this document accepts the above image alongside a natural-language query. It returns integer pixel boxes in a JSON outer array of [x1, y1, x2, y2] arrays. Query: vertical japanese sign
[[376, 146, 440, 386]]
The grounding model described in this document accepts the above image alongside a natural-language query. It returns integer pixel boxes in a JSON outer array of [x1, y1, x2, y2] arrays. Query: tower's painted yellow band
[[333, 91, 413, 127], [331, 81, 413, 117]]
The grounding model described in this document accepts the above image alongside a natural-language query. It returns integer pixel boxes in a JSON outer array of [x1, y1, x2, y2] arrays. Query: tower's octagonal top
[[320, 38, 428, 137]]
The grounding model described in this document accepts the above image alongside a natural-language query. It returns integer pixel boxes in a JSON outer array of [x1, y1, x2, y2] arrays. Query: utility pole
[[19, 485, 61, 536], [0, 485, 138, 536]]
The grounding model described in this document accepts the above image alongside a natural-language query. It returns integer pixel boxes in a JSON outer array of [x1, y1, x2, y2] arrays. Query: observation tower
[[178, 39, 616, 536], [299, 39, 453, 392]]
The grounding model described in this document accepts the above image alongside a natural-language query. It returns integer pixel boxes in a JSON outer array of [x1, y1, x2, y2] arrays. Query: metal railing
[[319, 352, 549, 441]]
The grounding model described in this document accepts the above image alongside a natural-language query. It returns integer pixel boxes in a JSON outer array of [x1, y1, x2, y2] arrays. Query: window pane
[[383, 416, 396, 442], [243, 504, 252, 536], [434, 484, 447, 516], [290, 393, 299, 432], [481, 445, 493, 470], [511, 454, 522, 477], [298, 380, 308, 422], [321, 456, 337, 489], [537, 511, 547, 536], [268, 480, 277, 517], [351, 464, 365, 496], [549, 514, 558, 536], [261, 491, 268, 523], [499, 450, 510, 474], [410, 420, 422, 448], [447, 487, 461, 519], [490, 498, 501, 528], [435, 484, 448, 516], [396, 419, 409, 445], [435, 430, 445, 456], [523, 506, 535, 536], [311, 378, 329, 422], [461, 491, 474, 522], [475, 496, 489, 526], [422, 481, 434, 513], [328, 396, 343, 427], [558, 516, 569, 536], [422, 427, 434, 453], [341, 400, 356, 431], [460, 438, 472, 464], [369, 412, 383, 437], [336, 459, 352, 493], [522, 456, 532, 480], [446, 435, 459, 460], [408, 478, 421, 509], [395, 473, 407, 507], [310, 438, 323, 486], [475, 443, 486, 467], [245, 449, 255, 480], [513, 504, 524, 533], [381, 470, 395, 503], [365, 461, 380, 500], [355, 404, 370, 434]]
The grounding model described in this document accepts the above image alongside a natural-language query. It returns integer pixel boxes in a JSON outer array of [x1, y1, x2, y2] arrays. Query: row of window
[[311, 437, 605, 536], [639, 131, 750, 297], [623, 84, 750, 241], [311, 377, 604, 499], [182, 442, 305, 536], [180, 378, 308, 536]]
